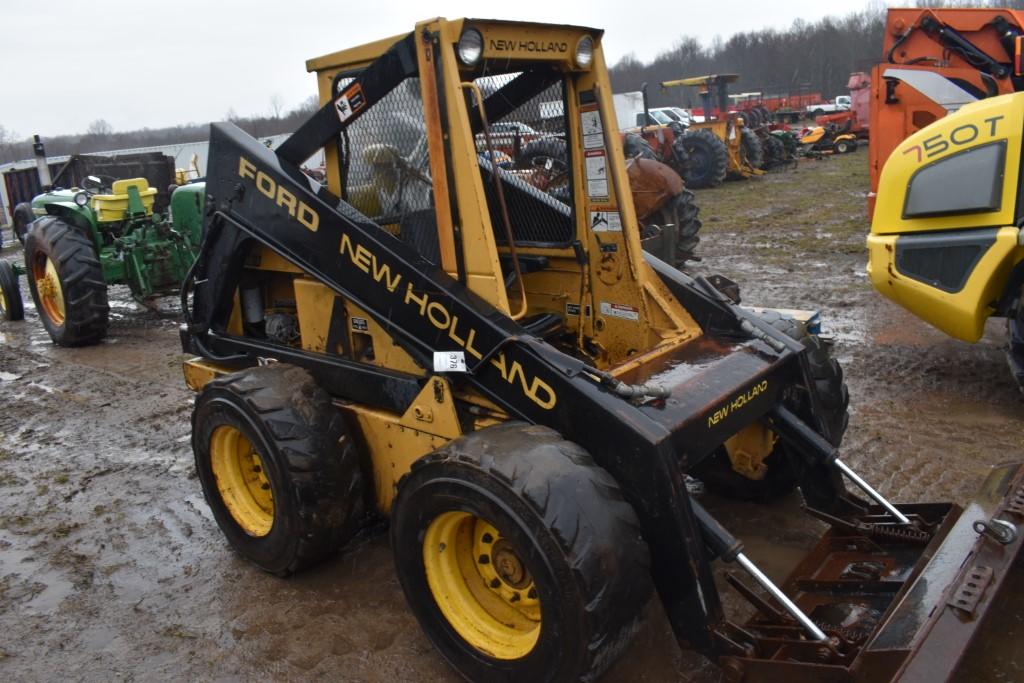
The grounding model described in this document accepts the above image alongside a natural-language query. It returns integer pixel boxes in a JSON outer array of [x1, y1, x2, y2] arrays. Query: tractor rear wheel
[[692, 311, 849, 501], [0, 261, 24, 321], [740, 128, 765, 170], [681, 129, 728, 188], [834, 139, 852, 154], [672, 188, 702, 262], [12, 203, 35, 245], [391, 422, 652, 683], [764, 134, 786, 169], [25, 216, 108, 346], [192, 365, 365, 576]]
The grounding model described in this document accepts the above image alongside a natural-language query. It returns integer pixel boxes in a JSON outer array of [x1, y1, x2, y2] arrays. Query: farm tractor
[[660, 74, 767, 184], [180, 18, 1024, 683], [1, 176, 204, 345]]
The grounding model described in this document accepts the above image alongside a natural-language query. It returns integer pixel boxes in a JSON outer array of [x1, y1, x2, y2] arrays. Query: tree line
[[4, 1, 1024, 165], [610, 0, 1024, 110], [0, 95, 320, 166]]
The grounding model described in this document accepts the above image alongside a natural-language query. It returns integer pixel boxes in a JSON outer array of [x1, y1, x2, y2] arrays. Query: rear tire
[[672, 188, 702, 262], [24, 216, 108, 346], [391, 422, 652, 683], [12, 203, 35, 245], [764, 135, 786, 169], [192, 365, 365, 576], [681, 129, 728, 188], [740, 127, 765, 170], [0, 261, 24, 321], [693, 311, 849, 501], [834, 140, 851, 154]]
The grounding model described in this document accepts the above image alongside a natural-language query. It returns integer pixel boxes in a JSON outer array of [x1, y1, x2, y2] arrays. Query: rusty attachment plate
[[946, 565, 994, 618]]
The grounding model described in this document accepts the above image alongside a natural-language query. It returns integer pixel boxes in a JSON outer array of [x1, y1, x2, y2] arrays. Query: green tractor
[[1, 176, 205, 345]]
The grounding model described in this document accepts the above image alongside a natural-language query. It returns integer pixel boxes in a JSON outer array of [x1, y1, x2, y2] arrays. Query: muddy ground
[[1, 152, 1023, 682]]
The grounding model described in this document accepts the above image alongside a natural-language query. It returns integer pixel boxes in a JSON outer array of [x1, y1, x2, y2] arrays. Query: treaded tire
[[192, 365, 365, 577], [391, 421, 652, 683], [0, 261, 24, 321], [764, 135, 786, 169], [672, 188, 702, 261], [12, 203, 35, 245], [740, 127, 765, 170], [622, 132, 658, 160], [515, 138, 568, 170], [25, 216, 108, 346], [1007, 286, 1024, 390], [681, 129, 728, 188], [693, 310, 850, 501], [834, 140, 851, 154]]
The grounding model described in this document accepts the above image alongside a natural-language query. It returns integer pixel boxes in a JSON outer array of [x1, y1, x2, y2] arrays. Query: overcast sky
[[1, 0, 880, 138]]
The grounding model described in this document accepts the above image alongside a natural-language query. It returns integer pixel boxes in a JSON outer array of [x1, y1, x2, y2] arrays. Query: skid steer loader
[[180, 19, 1024, 683]]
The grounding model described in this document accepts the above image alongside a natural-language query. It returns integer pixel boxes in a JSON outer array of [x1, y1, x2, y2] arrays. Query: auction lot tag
[[433, 351, 467, 372]]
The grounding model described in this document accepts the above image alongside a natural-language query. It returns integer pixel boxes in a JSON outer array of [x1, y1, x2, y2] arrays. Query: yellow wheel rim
[[32, 256, 65, 326], [423, 512, 541, 659], [209, 425, 275, 537], [0, 287, 7, 316]]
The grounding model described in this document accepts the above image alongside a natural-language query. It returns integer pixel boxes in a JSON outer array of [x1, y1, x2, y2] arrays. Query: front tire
[[0, 261, 24, 321], [391, 422, 652, 683], [693, 311, 849, 501], [12, 203, 35, 245], [25, 216, 108, 346], [192, 365, 365, 576]]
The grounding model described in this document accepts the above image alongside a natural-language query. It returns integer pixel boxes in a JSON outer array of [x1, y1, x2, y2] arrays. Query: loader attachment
[[719, 462, 1024, 682]]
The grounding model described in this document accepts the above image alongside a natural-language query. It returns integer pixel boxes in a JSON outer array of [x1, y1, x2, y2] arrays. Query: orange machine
[[869, 7, 1024, 217]]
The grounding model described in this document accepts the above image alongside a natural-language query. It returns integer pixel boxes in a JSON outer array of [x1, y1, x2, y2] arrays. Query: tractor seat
[[92, 177, 158, 222]]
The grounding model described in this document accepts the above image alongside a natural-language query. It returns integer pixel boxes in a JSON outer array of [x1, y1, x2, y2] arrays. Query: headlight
[[575, 35, 594, 68], [74, 192, 88, 207], [457, 29, 483, 66]]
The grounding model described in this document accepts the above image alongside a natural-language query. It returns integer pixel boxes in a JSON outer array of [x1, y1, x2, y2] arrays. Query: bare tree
[[270, 94, 285, 119], [86, 119, 113, 137]]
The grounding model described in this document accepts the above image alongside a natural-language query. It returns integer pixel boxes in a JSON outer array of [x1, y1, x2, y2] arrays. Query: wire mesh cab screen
[[472, 71, 575, 247], [334, 75, 440, 263]]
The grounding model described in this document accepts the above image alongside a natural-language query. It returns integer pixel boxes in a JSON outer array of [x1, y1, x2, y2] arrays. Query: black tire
[[692, 310, 850, 501], [192, 365, 365, 576], [0, 261, 24, 321], [834, 140, 851, 154], [391, 422, 652, 683], [1007, 286, 1024, 390], [681, 129, 728, 188], [672, 188, 702, 261], [811, 108, 825, 119], [24, 216, 108, 346], [764, 134, 786, 169], [514, 137, 568, 170], [12, 203, 35, 246], [621, 132, 658, 161], [740, 127, 765, 170]]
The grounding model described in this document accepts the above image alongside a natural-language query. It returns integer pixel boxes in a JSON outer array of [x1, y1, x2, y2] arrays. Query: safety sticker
[[585, 149, 608, 198], [600, 301, 639, 322], [580, 106, 604, 150], [335, 83, 366, 123], [351, 317, 369, 331], [590, 210, 621, 232], [433, 351, 468, 373]]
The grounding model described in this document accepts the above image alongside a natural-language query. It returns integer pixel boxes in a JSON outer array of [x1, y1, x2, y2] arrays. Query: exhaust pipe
[[33, 135, 52, 191]]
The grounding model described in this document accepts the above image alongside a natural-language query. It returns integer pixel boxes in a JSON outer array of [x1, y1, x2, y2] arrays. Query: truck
[[806, 95, 851, 118]]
